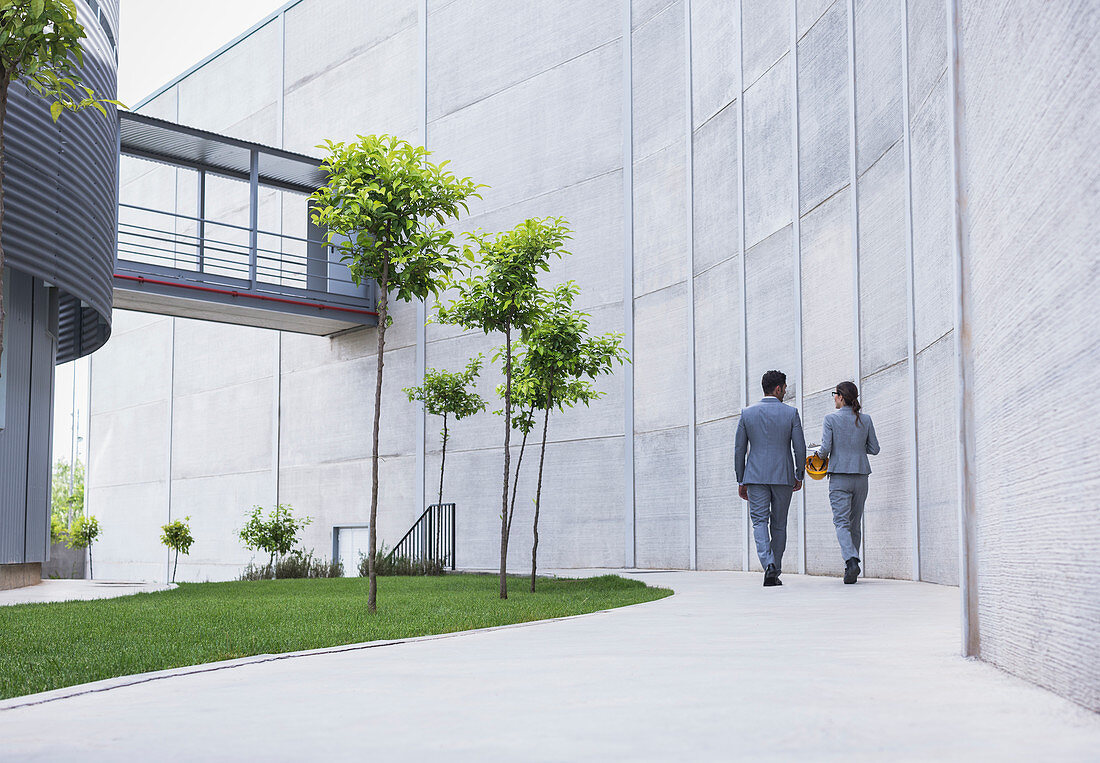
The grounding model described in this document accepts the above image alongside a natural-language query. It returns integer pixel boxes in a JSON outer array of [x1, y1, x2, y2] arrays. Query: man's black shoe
[[763, 563, 780, 587], [843, 557, 860, 584]]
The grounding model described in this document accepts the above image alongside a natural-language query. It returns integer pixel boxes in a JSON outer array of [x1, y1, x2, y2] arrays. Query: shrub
[[358, 547, 445, 577], [238, 549, 342, 581]]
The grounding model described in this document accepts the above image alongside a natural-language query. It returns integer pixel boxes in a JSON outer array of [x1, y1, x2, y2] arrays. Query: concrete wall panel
[[916, 334, 956, 585], [429, 0, 617, 122], [910, 78, 954, 350], [800, 188, 854, 395], [860, 361, 912, 579], [745, 226, 796, 399], [428, 41, 622, 218], [633, 283, 690, 434], [797, 0, 837, 39], [694, 256, 742, 424], [690, 0, 737, 128], [284, 25, 420, 151], [696, 416, 742, 569], [634, 426, 690, 569], [743, 59, 793, 247], [176, 20, 280, 142], [284, 0, 414, 95], [91, 316, 172, 413], [632, 1, 685, 162], [171, 378, 273, 480], [692, 103, 739, 276], [906, 0, 947, 111], [741, 0, 789, 88], [89, 402, 168, 489], [797, 0, 849, 215], [857, 142, 908, 375], [89, 482, 168, 583], [961, 0, 1100, 712], [171, 319, 274, 398], [633, 143, 689, 296], [171, 471, 273, 579], [854, 0, 902, 173]]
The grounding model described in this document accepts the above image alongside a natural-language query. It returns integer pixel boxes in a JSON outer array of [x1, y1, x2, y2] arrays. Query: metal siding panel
[[25, 283, 56, 562], [0, 273, 32, 564], [1, 0, 117, 361]]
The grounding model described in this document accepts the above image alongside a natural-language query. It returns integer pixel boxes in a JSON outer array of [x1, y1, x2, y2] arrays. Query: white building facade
[[89, 1, 1099, 712]]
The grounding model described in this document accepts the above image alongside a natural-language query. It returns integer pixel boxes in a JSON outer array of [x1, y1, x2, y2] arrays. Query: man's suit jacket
[[735, 397, 806, 486], [816, 405, 880, 474]]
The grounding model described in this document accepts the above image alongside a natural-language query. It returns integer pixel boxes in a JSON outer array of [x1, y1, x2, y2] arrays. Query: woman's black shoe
[[844, 557, 860, 584]]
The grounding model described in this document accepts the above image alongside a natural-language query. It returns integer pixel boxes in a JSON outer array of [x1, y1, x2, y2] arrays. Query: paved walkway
[[1, 571, 1098, 761], [0, 579, 174, 606]]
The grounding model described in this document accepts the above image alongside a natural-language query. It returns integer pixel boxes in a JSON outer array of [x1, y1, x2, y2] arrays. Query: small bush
[[358, 547, 445, 577], [238, 549, 342, 581]]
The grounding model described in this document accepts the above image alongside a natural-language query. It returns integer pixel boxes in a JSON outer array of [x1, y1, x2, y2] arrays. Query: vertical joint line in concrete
[[791, 0, 806, 576], [277, 9, 285, 148], [946, 0, 978, 658], [737, 0, 750, 573], [273, 334, 281, 510], [847, 0, 865, 565], [165, 318, 176, 583], [416, 0, 428, 514], [622, 0, 636, 569], [901, 0, 921, 582], [685, 0, 697, 571]]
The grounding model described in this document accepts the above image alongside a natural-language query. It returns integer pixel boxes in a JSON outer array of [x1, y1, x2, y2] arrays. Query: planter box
[[42, 543, 85, 580]]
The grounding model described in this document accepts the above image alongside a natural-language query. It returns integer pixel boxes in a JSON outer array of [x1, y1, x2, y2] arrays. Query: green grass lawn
[[0, 574, 670, 700]]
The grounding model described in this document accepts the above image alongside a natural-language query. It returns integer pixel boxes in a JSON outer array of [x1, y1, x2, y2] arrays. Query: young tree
[[66, 514, 100, 579], [239, 504, 312, 574], [160, 516, 194, 584], [0, 0, 122, 372], [403, 356, 486, 507], [311, 135, 480, 612], [437, 217, 570, 599], [512, 282, 628, 591]]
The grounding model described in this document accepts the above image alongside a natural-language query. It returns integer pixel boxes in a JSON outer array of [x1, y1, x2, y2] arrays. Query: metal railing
[[387, 503, 456, 571], [117, 203, 364, 299]]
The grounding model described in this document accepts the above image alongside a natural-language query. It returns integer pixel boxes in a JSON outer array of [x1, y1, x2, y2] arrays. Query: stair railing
[[385, 503, 456, 571]]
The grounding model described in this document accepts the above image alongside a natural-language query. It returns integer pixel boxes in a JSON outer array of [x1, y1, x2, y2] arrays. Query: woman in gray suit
[[816, 381, 880, 584]]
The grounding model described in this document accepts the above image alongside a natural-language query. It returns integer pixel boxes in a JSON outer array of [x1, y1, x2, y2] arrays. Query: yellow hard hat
[[806, 453, 828, 480]]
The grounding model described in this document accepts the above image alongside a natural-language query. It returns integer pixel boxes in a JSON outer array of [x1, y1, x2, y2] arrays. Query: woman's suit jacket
[[816, 406, 880, 475]]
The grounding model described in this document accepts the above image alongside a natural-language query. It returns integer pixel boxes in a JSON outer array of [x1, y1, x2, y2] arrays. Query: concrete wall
[[97, 0, 961, 581], [959, 0, 1100, 714]]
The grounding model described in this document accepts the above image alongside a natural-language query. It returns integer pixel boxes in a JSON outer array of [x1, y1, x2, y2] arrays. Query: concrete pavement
[[1, 571, 1098, 761], [0, 579, 174, 606]]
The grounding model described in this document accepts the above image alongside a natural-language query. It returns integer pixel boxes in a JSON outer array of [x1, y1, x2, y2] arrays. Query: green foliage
[[238, 505, 313, 569], [508, 281, 629, 414], [0, 0, 125, 120], [49, 459, 83, 542], [160, 517, 194, 556], [239, 550, 342, 581], [309, 134, 481, 302], [359, 547, 445, 577], [436, 217, 572, 338], [0, 575, 670, 700], [65, 514, 99, 550], [404, 355, 486, 422]]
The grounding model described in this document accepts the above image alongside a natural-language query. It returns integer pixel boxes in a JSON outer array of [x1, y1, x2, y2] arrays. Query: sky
[[53, 0, 292, 468]]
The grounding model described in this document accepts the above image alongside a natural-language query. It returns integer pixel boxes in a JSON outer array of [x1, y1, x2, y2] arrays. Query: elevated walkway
[[115, 112, 376, 335]]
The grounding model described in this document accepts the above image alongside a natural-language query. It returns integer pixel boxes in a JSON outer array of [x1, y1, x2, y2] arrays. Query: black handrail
[[386, 503, 456, 571]]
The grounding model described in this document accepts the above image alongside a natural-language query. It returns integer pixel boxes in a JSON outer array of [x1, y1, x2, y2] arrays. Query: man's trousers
[[746, 484, 793, 572]]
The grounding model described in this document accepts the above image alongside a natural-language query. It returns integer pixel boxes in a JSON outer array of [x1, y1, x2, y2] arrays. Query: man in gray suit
[[735, 370, 807, 586]]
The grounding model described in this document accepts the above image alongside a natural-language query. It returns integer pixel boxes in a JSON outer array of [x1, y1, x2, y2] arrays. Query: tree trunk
[[507, 405, 533, 531], [368, 257, 390, 612], [498, 323, 512, 599], [438, 413, 447, 507], [88, 547, 93, 581], [0, 71, 10, 378], [172, 549, 179, 584], [531, 393, 551, 592]]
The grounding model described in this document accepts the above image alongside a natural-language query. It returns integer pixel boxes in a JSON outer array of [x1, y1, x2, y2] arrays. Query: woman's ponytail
[[837, 381, 862, 427]]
